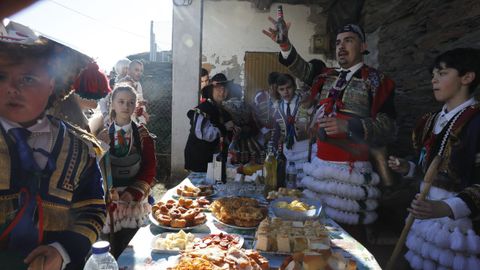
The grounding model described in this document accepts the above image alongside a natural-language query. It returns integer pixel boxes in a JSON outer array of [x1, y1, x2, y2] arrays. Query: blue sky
[[10, 0, 173, 71]]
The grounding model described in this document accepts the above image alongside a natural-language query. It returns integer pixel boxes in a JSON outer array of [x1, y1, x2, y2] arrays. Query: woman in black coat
[[184, 73, 237, 172]]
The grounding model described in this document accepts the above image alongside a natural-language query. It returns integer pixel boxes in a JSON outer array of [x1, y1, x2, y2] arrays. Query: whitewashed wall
[[202, 1, 326, 85]]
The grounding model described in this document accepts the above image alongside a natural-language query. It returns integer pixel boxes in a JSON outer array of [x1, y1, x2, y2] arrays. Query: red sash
[[316, 113, 369, 162]]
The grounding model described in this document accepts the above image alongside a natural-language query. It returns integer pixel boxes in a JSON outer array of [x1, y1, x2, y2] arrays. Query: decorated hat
[[337, 23, 370, 55], [73, 62, 111, 100], [0, 20, 92, 95], [201, 73, 233, 99]]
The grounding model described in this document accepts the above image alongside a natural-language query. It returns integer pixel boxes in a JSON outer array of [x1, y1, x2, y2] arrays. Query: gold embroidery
[[43, 205, 71, 231], [49, 131, 73, 201], [62, 137, 78, 191], [72, 144, 89, 189], [0, 200, 14, 224], [0, 131, 11, 190], [72, 199, 105, 209]]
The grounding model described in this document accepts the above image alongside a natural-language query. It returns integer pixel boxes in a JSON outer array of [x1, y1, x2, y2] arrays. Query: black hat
[[210, 73, 233, 85], [201, 73, 233, 99], [337, 24, 370, 55]]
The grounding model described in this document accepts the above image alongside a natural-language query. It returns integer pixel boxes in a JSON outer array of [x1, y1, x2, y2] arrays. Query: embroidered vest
[[109, 123, 142, 187], [319, 76, 371, 118], [273, 97, 311, 143], [0, 119, 94, 233], [414, 104, 480, 191]]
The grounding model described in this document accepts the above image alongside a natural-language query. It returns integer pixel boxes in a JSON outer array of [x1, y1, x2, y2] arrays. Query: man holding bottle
[[263, 10, 396, 242]]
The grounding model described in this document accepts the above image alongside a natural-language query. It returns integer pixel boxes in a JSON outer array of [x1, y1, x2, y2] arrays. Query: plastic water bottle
[[286, 161, 297, 189], [83, 241, 118, 270]]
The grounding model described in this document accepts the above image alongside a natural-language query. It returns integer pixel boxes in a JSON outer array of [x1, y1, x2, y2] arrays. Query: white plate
[[211, 214, 258, 230], [149, 213, 207, 231], [150, 232, 205, 253], [151, 232, 245, 253]]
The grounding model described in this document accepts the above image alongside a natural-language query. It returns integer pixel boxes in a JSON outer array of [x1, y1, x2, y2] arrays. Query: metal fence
[[141, 62, 172, 182]]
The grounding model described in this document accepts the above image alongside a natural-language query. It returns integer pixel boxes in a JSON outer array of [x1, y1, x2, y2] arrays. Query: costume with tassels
[[405, 101, 480, 270], [102, 121, 156, 235], [272, 93, 316, 180], [279, 46, 396, 226]]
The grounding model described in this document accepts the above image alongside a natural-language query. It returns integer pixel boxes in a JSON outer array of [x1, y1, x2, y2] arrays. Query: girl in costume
[[101, 85, 156, 258], [389, 48, 480, 270]]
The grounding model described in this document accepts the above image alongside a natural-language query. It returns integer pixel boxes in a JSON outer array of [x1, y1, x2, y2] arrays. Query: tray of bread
[[151, 199, 207, 230], [280, 251, 357, 270], [254, 217, 330, 254], [151, 230, 244, 253], [174, 184, 216, 198], [210, 197, 268, 229], [168, 246, 269, 270]]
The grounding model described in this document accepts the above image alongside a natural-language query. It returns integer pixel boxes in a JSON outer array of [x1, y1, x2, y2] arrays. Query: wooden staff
[[385, 155, 441, 270]]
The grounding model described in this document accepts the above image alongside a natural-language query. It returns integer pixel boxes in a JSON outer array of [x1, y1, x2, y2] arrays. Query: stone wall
[[362, 0, 480, 156]]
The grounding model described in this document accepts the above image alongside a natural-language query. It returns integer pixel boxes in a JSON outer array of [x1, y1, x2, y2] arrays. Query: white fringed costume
[[403, 102, 480, 269], [405, 185, 480, 270], [277, 43, 397, 227], [102, 187, 152, 234], [301, 157, 381, 225], [284, 140, 317, 181]]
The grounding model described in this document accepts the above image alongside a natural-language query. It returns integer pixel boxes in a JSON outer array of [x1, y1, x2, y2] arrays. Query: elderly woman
[[184, 73, 236, 172]]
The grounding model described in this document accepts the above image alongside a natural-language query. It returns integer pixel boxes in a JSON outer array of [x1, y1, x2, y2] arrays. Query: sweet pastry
[[171, 218, 187, 228], [193, 212, 206, 225], [182, 209, 197, 222], [169, 209, 182, 219], [210, 197, 266, 228], [157, 214, 171, 226]]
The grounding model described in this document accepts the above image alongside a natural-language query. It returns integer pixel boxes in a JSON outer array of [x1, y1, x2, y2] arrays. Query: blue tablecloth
[[117, 175, 381, 269]]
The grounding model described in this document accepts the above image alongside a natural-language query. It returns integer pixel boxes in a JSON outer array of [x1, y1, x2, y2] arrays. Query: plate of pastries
[[169, 246, 269, 270], [174, 184, 216, 198], [210, 197, 268, 229], [151, 199, 207, 230], [151, 230, 243, 253]]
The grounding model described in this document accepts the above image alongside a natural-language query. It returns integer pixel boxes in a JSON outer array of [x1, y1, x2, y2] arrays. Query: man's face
[[0, 58, 54, 127], [335, 32, 366, 69], [277, 81, 294, 102], [200, 75, 209, 90], [212, 84, 226, 103], [128, 63, 143, 82], [431, 63, 468, 103]]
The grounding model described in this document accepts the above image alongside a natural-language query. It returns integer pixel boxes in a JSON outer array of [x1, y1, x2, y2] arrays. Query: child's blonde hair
[[109, 84, 137, 121]]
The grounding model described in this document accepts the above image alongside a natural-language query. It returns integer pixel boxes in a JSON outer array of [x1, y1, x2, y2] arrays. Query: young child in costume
[[272, 73, 316, 181], [101, 85, 156, 258], [0, 22, 106, 269], [389, 48, 480, 269]]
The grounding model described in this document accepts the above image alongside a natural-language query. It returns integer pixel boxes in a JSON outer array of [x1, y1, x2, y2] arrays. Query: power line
[[47, 0, 149, 40]]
